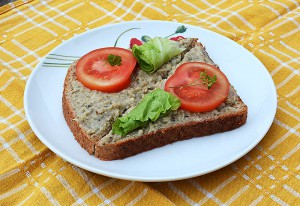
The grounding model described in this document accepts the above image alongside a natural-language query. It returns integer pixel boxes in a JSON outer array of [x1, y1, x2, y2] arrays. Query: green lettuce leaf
[[112, 89, 181, 136], [132, 37, 184, 73]]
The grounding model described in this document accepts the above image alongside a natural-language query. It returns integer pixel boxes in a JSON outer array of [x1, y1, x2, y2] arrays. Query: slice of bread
[[63, 38, 247, 160]]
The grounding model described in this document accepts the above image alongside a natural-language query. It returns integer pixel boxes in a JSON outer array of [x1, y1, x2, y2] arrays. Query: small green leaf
[[175, 25, 187, 33], [165, 25, 188, 38], [141, 35, 151, 42], [106, 54, 122, 66], [200, 70, 217, 89]]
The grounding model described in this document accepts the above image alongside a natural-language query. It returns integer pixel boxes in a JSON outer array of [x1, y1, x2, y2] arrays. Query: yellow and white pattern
[[0, 0, 299, 205]]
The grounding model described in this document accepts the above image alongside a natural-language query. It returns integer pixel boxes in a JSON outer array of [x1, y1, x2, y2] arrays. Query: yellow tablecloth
[[1, 0, 299, 205]]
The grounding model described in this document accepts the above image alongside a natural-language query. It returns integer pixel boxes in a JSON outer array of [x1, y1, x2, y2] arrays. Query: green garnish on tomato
[[106, 54, 122, 66]]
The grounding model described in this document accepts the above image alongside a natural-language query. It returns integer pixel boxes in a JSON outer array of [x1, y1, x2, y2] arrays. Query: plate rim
[[24, 20, 277, 182]]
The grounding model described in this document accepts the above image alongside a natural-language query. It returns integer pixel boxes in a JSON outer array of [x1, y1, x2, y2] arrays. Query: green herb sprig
[[105, 54, 122, 66], [169, 70, 217, 90], [165, 25, 187, 38], [200, 70, 217, 89]]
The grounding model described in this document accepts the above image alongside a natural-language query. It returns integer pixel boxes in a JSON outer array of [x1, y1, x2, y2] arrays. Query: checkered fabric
[[1, 0, 299, 205]]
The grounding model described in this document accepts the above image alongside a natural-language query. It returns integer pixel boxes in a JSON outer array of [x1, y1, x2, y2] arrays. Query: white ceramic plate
[[24, 20, 277, 182]]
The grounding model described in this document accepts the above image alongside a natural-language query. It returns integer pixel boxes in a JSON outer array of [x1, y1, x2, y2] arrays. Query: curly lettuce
[[112, 89, 181, 136], [132, 37, 184, 73]]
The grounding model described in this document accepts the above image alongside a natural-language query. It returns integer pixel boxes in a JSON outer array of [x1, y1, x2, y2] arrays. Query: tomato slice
[[76, 47, 137, 92], [165, 62, 230, 112]]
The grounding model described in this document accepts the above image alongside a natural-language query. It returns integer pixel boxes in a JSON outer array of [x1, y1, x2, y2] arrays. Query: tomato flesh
[[76, 47, 137, 93], [165, 62, 230, 112]]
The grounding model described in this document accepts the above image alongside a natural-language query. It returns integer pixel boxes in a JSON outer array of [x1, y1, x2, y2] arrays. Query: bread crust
[[95, 99, 247, 160], [63, 66, 95, 154]]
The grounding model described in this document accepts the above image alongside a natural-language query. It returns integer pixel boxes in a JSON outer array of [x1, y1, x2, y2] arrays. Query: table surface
[[0, 0, 299, 205]]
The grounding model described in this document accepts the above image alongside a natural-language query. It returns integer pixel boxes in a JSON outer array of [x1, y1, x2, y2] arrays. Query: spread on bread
[[63, 37, 248, 160]]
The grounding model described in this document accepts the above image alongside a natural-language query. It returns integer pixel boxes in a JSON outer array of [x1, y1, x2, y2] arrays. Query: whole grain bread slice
[[63, 38, 247, 160]]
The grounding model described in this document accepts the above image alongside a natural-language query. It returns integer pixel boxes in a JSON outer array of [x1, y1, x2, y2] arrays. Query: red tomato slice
[[76, 47, 137, 93], [165, 62, 230, 112]]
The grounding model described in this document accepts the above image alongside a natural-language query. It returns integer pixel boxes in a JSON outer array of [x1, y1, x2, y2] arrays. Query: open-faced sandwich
[[62, 36, 247, 160]]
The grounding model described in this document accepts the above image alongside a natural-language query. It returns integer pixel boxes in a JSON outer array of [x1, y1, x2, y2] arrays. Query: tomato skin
[[76, 47, 137, 93], [170, 36, 185, 41], [165, 62, 230, 112]]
